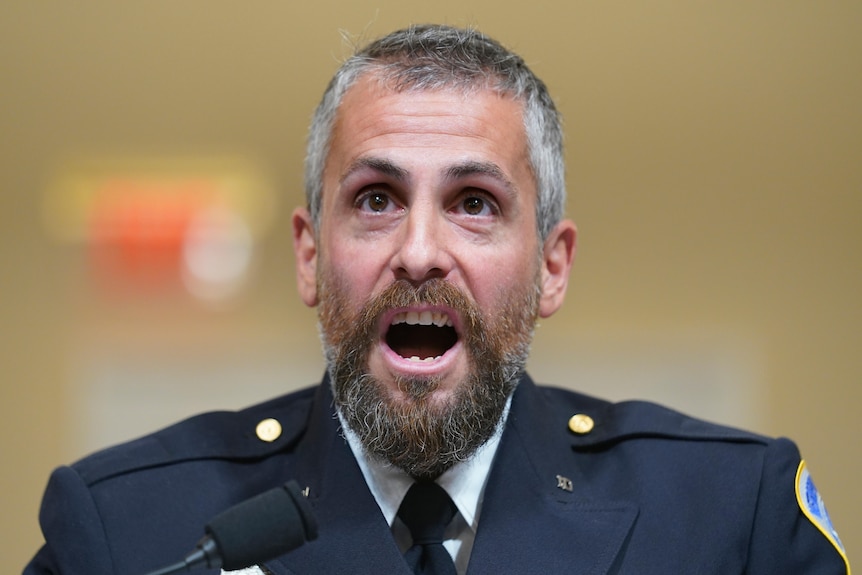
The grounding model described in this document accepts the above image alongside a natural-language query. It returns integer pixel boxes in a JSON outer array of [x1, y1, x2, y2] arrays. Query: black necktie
[[397, 481, 458, 575]]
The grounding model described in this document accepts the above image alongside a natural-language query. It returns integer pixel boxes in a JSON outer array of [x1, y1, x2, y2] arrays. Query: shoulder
[[71, 384, 320, 487], [529, 383, 849, 571], [534, 384, 772, 448], [31, 384, 325, 575]]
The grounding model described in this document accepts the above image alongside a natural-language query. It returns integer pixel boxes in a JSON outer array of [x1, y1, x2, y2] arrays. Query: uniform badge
[[795, 460, 849, 569]]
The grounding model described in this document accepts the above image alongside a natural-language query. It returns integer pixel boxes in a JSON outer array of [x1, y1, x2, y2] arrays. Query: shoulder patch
[[795, 460, 850, 571]]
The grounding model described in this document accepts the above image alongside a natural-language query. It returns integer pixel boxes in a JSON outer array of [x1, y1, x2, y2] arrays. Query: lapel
[[262, 380, 412, 575], [260, 375, 637, 574], [466, 376, 637, 575]]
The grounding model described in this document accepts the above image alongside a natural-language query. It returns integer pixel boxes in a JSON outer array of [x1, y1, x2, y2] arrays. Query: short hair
[[304, 24, 565, 240]]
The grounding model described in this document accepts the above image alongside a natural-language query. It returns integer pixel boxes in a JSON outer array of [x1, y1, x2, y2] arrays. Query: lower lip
[[379, 339, 463, 376]]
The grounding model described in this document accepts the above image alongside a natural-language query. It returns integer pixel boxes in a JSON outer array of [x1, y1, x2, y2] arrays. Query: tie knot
[[397, 481, 457, 545]]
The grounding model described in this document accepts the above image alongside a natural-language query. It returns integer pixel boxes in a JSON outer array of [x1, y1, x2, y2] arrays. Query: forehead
[[325, 74, 532, 182]]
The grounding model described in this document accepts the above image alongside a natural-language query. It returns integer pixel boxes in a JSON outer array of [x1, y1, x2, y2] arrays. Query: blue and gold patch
[[795, 460, 850, 572]]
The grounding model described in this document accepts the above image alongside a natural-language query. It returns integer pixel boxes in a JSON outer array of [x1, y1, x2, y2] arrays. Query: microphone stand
[[143, 537, 219, 575]]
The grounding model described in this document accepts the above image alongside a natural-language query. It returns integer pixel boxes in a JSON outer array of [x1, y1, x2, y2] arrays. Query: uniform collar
[[338, 396, 511, 531]]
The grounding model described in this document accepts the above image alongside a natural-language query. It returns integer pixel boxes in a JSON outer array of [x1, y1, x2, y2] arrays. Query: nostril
[[394, 266, 446, 285]]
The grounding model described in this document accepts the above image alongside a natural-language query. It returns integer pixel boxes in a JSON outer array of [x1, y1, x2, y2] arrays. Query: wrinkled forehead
[[328, 75, 533, 177], [331, 70, 531, 153]]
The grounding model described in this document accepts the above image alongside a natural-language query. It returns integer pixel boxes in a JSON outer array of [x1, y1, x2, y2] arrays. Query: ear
[[292, 206, 319, 307], [538, 219, 577, 318]]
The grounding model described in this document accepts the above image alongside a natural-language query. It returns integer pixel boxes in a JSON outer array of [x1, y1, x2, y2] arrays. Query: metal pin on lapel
[[556, 475, 573, 492]]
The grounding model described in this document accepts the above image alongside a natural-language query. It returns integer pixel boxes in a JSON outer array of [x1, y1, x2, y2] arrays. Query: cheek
[[465, 250, 538, 307], [321, 240, 387, 297], [482, 238, 539, 281]]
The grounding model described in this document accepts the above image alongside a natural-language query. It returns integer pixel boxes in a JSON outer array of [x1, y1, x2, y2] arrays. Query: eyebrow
[[340, 157, 409, 185], [340, 157, 518, 197], [444, 160, 516, 193]]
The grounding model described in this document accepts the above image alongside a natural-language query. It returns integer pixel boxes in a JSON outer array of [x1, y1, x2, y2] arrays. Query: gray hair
[[304, 24, 565, 240]]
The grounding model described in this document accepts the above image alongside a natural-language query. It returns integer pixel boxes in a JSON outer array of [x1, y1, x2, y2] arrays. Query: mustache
[[319, 277, 482, 378], [355, 278, 481, 334]]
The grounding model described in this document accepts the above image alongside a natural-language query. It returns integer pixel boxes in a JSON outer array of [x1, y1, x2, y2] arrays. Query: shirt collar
[[338, 397, 511, 532]]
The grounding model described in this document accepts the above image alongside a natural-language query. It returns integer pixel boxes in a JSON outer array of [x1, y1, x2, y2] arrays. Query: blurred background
[[1, 1, 859, 571]]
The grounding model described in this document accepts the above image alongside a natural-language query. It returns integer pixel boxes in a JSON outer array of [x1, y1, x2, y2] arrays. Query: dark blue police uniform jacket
[[25, 374, 849, 574]]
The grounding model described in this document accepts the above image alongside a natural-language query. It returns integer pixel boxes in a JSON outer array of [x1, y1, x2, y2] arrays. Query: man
[[26, 24, 849, 575]]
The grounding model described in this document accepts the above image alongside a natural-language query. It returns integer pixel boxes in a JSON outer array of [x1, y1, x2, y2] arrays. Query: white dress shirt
[[339, 400, 509, 575]]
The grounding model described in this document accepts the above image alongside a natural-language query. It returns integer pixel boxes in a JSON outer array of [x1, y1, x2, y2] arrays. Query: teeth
[[408, 355, 441, 362], [392, 311, 453, 327]]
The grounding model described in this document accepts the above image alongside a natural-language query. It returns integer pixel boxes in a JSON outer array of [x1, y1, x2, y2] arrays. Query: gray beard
[[318, 278, 539, 479]]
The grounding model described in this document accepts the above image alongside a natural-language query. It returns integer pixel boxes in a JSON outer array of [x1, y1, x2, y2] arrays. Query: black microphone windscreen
[[204, 480, 318, 571]]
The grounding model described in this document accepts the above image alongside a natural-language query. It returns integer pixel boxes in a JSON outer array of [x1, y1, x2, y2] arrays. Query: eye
[[456, 193, 496, 217], [357, 191, 394, 213], [464, 196, 484, 215]]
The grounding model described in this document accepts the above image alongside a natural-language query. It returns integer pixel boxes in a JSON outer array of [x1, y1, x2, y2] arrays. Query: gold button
[[568, 413, 594, 435], [255, 418, 282, 442]]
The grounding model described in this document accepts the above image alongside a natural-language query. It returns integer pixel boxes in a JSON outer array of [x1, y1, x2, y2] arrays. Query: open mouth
[[385, 310, 458, 362]]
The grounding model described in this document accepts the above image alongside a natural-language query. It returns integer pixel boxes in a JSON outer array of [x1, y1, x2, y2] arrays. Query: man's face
[[293, 74, 575, 476]]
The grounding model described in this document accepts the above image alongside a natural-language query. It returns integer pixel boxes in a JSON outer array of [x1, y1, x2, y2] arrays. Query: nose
[[391, 203, 452, 284]]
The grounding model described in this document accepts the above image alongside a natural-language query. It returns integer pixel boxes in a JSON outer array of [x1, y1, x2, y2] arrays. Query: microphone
[[144, 480, 318, 575]]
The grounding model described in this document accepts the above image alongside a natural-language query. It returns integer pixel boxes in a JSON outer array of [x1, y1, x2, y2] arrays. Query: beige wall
[[2, 1, 859, 571]]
